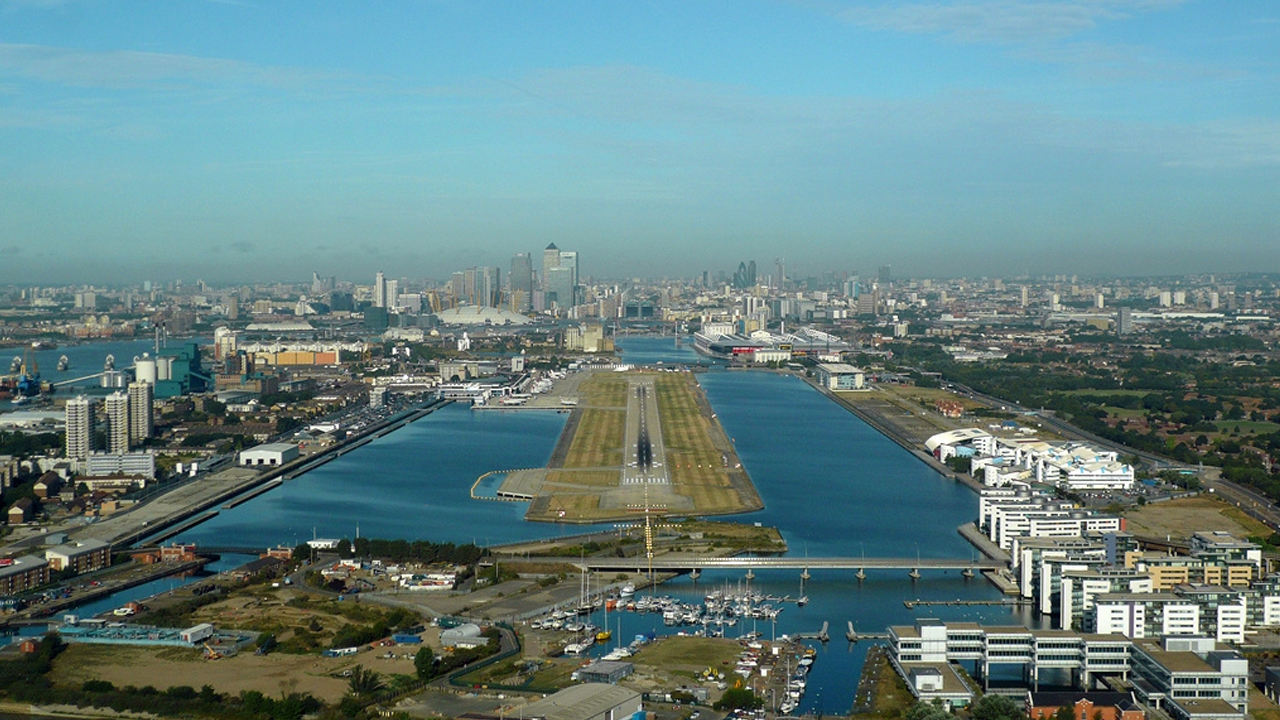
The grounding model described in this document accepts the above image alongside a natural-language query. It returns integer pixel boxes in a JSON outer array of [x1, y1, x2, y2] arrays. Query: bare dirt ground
[[53, 642, 417, 703], [1122, 495, 1269, 541], [51, 585, 431, 704]]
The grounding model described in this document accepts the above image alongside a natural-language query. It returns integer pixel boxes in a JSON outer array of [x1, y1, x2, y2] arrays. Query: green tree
[[713, 687, 763, 711], [414, 646, 436, 680], [906, 700, 952, 720], [346, 665, 384, 697], [972, 693, 1023, 720], [1053, 705, 1076, 720]]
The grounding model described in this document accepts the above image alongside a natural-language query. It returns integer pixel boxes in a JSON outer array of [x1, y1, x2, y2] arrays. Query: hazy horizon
[[3, 1, 1277, 283]]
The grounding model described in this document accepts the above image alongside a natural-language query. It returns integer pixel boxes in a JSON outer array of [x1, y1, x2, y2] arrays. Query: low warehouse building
[[519, 683, 643, 720], [238, 443, 300, 468]]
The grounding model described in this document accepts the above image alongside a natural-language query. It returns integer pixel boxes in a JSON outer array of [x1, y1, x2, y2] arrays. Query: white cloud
[[0, 43, 361, 91], [493, 65, 1280, 171], [832, 0, 1187, 43]]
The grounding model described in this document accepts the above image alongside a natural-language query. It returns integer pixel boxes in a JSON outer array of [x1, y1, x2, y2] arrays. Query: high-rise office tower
[[128, 380, 154, 444], [510, 253, 534, 312], [385, 279, 399, 309], [878, 265, 892, 283], [65, 396, 96, 461], [1020, 286, 1029, 308], [558, 250, 579, 305], [546, 266, 576, 309], [105, 391, 130, 455], [542, 243, 561, 292], [373, 271, 387, 308]]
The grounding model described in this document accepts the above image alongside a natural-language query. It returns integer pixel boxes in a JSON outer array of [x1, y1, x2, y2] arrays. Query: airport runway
[[622, 377, 669, 486]]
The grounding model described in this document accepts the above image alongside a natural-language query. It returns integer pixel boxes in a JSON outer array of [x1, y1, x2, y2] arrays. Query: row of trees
[[294, 537, 486, 566]]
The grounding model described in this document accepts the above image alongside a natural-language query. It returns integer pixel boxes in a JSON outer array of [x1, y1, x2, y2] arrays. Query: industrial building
[[133, 344, 211, 399], [814, 363, 867, 391], [575, 660, 635, 684], [238, 443, 300, 468], [518, 683, 643, 720]]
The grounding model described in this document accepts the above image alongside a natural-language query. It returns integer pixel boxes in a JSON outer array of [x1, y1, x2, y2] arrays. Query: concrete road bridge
[[569, 556, 1003, 573]]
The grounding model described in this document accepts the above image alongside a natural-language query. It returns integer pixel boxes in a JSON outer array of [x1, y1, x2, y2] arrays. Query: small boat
[[796, 595, 809, 607], [619, 583, 635, 599], [595, 630, 612, 643], [56, 355, 69, 371]]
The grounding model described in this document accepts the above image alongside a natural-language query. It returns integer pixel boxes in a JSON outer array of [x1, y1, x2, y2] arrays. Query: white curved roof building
[[434, 307, 532, 326]]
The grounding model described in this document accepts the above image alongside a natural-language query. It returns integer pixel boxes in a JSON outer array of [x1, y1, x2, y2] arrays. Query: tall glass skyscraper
[[510, 253, 534, 312]]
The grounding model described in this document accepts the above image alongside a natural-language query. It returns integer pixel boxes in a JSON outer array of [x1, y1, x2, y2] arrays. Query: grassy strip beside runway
[[561, 408, 626, 468]]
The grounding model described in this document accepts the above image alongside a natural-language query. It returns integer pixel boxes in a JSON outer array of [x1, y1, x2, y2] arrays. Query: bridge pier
[[745, 568, 755, 581], [909, 568, 921, 580], [800, 568, 810, 581], [856, 568, 866, 581], [962, 567, 975, 579], [690, 568, 700, 581]]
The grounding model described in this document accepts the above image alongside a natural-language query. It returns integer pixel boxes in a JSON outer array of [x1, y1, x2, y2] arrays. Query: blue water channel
[[3, 337, 208, 394], [79, 336, 1036, 713]]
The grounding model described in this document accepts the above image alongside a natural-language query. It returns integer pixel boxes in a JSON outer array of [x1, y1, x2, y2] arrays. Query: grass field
[[582, 375, 629, 407], [1123, 495, 1270, 541], [544, 470, 621, 488], [1215, 420, 1280, 434], [1102, 405, 1148, 419], [1056, 389, 1156, 397], [562, 408, 625, 468], [655, 374, 727, 480], [629, 636, 742, 673]]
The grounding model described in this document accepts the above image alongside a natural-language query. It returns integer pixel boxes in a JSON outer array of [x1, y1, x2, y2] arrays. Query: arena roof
[[434, 307, 532, 326]]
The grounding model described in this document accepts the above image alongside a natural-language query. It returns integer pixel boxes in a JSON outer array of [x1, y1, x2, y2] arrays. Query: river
[[79, 336, 1036, 712]]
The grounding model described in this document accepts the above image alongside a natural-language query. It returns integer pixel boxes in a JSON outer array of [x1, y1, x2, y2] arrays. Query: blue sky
[[1, 0, 1277, 283]]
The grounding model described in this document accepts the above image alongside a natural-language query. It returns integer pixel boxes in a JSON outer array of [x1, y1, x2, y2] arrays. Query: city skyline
[[2, 1, 1277, 283]]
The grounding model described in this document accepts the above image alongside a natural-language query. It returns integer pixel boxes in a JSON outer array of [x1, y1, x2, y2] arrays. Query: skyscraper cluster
[[64, 381, 153, 461], [541, 243, 579, 310], [451, 267, 502, 308]]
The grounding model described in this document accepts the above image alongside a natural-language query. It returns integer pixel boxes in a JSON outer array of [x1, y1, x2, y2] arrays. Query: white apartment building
[[1060, 569, 1154, 630], [1130, 637, 1247, 720], [64, 396, 96, 461], [105, 391, 129, 455], [1090, 593, 1201, 639], [930, 431, 1134, 492]]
